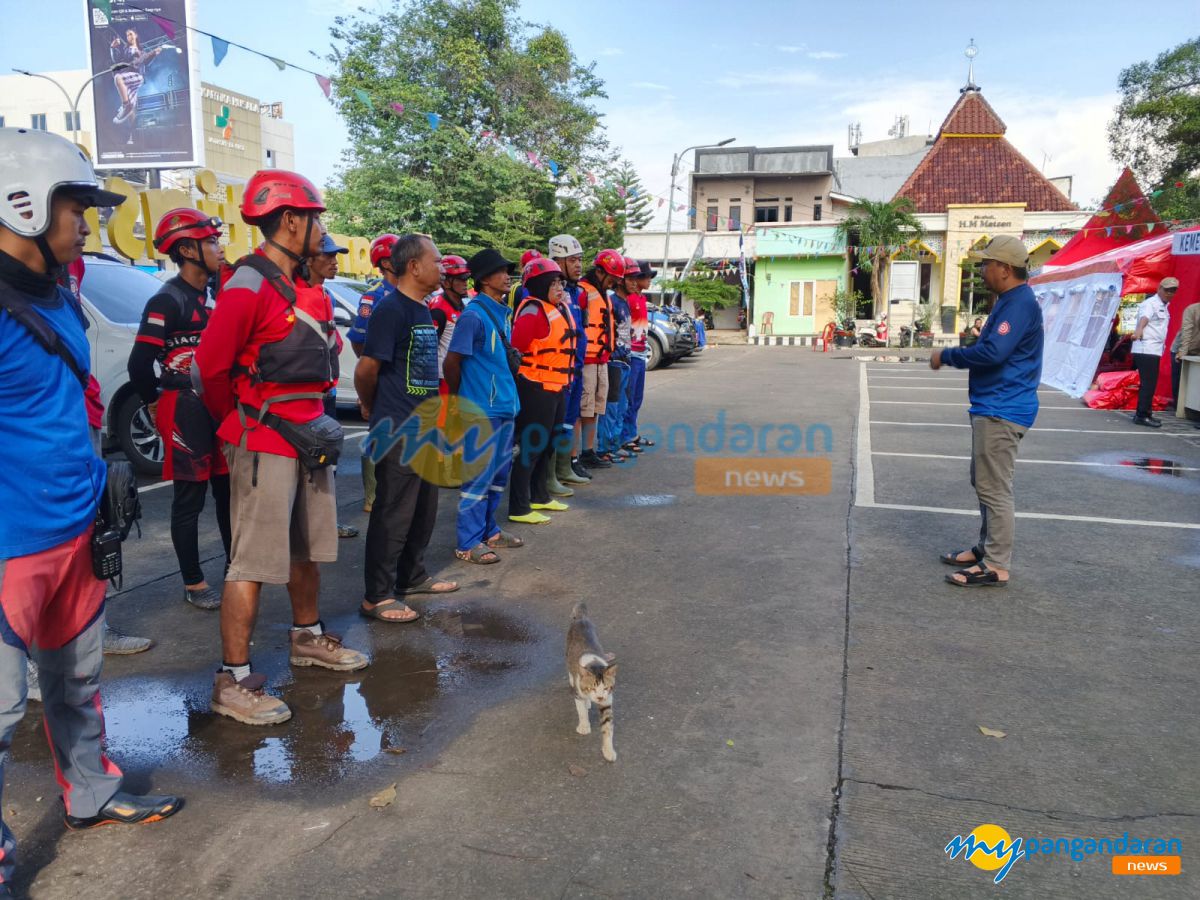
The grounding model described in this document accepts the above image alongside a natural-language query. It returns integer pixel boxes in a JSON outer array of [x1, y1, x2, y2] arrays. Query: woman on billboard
[[109, 27, 165, 141]]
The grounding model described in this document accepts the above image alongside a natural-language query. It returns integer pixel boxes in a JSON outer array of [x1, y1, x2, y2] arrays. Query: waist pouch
[[242, 404, 344, 470]]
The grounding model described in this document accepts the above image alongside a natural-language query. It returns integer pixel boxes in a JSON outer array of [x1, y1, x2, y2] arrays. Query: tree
[[833, 197, 923, 316], [661, 262, 740, 311], [323, 0, 620, 247], [1108, 38, 1200, 221], [613, 160, 652, 231]]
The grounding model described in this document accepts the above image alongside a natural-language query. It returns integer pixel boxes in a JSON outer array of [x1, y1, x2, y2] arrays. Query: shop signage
[[1172, 231, 1200, 256]]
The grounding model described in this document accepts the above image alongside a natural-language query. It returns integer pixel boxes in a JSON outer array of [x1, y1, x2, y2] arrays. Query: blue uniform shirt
[[349, 281, 388, 345], [564, 283, 587, 369], [940, 283, 1044, 428], [0, 285, 105, 558], [448, 293, 519, 419]]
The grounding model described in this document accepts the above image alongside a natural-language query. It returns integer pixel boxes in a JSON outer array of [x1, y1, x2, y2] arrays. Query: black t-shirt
[[363, 289, 440, 429]]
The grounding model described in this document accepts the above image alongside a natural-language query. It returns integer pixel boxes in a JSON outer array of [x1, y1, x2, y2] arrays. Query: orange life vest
[[516, 296, 575, 389], [580, 279, 613, 361]]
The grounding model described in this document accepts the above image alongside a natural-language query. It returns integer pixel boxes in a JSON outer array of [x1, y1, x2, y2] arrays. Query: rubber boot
[[558, 449, 589, 485], [547, 455, 575, 497]]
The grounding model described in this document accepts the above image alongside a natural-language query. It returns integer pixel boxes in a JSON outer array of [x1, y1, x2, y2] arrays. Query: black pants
[[171, 475, 231, 585], [364, 444, 438, 602], [509, 376, 563, 516], [1172, 356, 1182, 403], [1132, 352, 1161, 418]]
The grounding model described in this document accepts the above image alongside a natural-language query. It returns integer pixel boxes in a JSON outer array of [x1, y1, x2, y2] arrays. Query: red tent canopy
[[1046, 168, 1164, 268]]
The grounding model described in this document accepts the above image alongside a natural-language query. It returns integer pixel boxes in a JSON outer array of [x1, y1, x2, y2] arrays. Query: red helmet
[[240, 170, 325, 224], [520, 249, 543, 268], [522, 257, 562, 285], [153, 207, 222, 253], [370, 233, 400, 269], [622, 256, 642, 279], [440, 254, 469, 277], [594, 249, 625, 278]]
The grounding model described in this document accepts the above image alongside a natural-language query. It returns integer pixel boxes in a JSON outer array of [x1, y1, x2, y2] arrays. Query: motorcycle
[[833, 318, 857, 347]]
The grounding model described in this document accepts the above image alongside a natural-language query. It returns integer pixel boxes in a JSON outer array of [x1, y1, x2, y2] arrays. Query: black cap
[[468, 248, 516, 281], [637, 260, 657, 278]]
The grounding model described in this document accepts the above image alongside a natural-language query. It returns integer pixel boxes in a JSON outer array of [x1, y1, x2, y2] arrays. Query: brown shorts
[[224, 445, 338, 585], [581, 363, 609, 417]]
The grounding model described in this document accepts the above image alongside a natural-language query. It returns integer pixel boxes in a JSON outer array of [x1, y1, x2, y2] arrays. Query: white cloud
[[807, 51, 845, 60], [777, 45, 805, 54], [630, 81, 670, 91], [714, 69, 821, 89]]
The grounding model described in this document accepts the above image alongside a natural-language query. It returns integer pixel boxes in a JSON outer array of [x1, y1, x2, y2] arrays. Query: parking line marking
[[871, 400, 1099, 410], [856, 363, 875, 505], [868, 385, 1060, 392], [869, 421, 1187, 436], [872, 451, 1200, 472], [856, 500, 1200, 531], [137, 480, 172, 494]]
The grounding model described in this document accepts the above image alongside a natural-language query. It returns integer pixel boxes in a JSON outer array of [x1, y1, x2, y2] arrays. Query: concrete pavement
[[5, 346, 1197, 898]]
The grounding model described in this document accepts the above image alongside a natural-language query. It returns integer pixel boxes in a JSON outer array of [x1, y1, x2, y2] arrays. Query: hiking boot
[[184, 585, 221, 610], [570, 457, 593, 480], [289, 628, 369, 672], [26, 657, 41, 703], [103, 625, 153, 655], [63, 790, 182, 830], [580, 451, 611, 469], [211, 671, 291, 725]]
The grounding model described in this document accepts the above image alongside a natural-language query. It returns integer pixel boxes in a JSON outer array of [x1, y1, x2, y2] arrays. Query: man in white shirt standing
[[1130, 276, 1177, 428]]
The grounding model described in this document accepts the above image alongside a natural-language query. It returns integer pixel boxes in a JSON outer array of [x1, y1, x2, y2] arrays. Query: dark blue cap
[[319, 234, 349, 254]]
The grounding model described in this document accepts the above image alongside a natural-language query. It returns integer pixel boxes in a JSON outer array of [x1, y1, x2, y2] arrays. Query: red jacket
[[196, 251, 333, 457]]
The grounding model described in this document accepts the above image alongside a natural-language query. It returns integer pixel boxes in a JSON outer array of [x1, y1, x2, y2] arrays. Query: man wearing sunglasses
[[128, 208, 232, 612]]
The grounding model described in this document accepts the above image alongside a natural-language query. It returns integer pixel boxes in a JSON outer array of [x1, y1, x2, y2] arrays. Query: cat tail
[[571, 602, 589, 620]]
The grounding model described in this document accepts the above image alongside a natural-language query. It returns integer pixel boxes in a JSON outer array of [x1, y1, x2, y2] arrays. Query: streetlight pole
[[660, 137, 735, 298], [12, 64, 130, 147]]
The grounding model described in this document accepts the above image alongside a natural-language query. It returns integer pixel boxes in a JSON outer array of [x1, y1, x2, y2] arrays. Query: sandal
[[622, 442, 644, 453], [945, 563, 1008, 588], [486, 531, 525, 549], [359, 598, 420, 623], [635, 436, 655, 447], [455, 544, 500, 565], [400, 576, 460, 596], [940, 546, 983, 566]]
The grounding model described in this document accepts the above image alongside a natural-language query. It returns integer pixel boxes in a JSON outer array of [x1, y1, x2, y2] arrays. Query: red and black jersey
[[128, 276, 210, 404]]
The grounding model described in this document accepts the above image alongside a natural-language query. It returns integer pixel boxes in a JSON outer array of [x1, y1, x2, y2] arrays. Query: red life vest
[[516, 296, 575, 389]]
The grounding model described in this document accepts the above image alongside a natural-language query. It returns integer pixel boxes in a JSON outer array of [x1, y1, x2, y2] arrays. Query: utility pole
[[660, 137, 735, 300], [13, 64, 131, 148]]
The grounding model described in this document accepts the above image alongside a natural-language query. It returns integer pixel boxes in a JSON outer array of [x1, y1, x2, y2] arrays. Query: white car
[[81, 254, 366, 475]]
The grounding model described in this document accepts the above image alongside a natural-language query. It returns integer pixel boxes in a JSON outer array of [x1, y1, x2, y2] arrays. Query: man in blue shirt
[[355, 234, 458, 624], [932, 235, 1043, 588], [443, 249, 521, 562], [0, 128, 181, 886]]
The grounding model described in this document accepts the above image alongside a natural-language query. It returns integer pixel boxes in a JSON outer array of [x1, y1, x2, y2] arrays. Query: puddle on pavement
[[11, 603, 552, 789], [585, 493, 677, 509], [1119, 457, 1185, 476]]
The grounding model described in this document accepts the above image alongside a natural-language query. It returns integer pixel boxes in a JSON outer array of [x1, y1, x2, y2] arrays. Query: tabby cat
[[565, 603, 617, 762]]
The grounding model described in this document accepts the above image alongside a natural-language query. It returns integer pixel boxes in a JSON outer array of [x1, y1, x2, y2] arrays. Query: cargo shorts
[[580, 363, 609, 417], [224, 445, 337, 584]]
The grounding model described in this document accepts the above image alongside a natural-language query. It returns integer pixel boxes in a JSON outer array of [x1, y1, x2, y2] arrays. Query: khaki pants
[[969, 415, 1027, 571]]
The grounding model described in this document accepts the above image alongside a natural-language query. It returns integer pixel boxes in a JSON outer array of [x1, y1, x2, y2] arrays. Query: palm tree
[[834, 197, 924, 317]]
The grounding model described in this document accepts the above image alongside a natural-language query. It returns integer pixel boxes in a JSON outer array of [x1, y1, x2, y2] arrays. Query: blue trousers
[[599, 362, 629, 453], [456, 417, 515, 552], [621, 356, 646, 445]]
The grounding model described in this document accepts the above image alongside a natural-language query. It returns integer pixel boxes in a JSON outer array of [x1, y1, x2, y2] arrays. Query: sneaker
[[1132, 414, 1162, 428], [337, 523, 360, 538], [580, 451, 611, 469], [103, 625, 154, 655], [210, 671, 292, 725], [63, 790, 182, 830], [289, 628, 369, 672], [570, 458, 593, 480], [184, 585, 221, 610], [26, 657, 41, 703]]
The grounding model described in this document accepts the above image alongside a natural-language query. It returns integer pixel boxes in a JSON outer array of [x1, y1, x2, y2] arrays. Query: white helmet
[[548, 233, 583, 259], [0, 127, 124, 237]]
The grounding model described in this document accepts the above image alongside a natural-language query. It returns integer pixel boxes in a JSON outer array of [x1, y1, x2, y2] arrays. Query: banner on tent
[[1034, 273, 1123, 398]]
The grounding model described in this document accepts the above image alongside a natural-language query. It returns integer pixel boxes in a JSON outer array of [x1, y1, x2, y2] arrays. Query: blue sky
[[4, 0, 1198, 222]]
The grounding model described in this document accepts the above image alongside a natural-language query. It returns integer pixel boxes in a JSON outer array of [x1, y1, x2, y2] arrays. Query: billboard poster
[[84, 0, 202, 170]]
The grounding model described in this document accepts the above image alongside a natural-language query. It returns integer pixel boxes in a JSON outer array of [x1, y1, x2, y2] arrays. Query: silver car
[[83, 255, 365, 475]]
